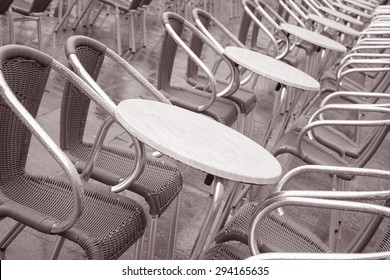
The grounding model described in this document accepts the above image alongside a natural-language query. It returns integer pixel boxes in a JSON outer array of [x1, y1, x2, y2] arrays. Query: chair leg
[[247, 108, 256, 139], [90, 3, 105, 27], [50, 236, 65, 260], [37, 17, 42, 50], [115, 7, 122, 56], [0, 222, 25, 250], [329, 176, 345, 251], [72, 0, 94, 30], [146, 215, 158, 259], [134, 234, 145, 259], [167, 193, 181, 259], [141, 9, 147, 48], [8, 10, 15, 44], [129, 13, 136, 53]]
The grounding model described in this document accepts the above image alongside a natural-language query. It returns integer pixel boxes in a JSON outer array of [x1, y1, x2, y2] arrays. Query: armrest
[[243, 1, 291, 60], [320, 91, 390, 108], [63, 55, 147, 193], [249, 191, 390, 255], [0, 73, 84, 234], [105, 48, 171, 104], [191, 8, 253, 90], [297, 105, 390, 159], [247, 251, 390, 259], [336, 59, 390, 89], [163, 12, 220, 111]]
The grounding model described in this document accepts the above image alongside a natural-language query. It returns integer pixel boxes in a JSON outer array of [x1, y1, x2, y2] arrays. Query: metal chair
[[71, 0, 145, 55], [0, 0, 14, 46], [189, 8, 257, 136], [62, 35, 183, 260], [158, 11, 239, 127], [203, 165, 390, 260], [8, 0, 53, 50], [0, 44, 147, 259]]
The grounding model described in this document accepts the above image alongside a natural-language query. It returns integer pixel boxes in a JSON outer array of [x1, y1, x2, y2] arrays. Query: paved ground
[[1, 0, 390, 260]]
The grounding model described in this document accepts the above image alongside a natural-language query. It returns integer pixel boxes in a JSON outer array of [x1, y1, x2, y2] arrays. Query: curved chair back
[[0, 44, 146, 259], [157, 12, 184, 92], [60, 36, 107, 153], [0, 44, 51, 180]]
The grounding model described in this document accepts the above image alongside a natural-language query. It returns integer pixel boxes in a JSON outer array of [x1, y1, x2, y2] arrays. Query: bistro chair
[[0, 0, 14, 46], [0, 44, 147, 259], [189, 8, 257, 136], [62, 35, 183, 260], [158, 11, 239, 127], [71, 0, 145, 55], [8, 0, 53, 50], [203, 165, 390, 260]]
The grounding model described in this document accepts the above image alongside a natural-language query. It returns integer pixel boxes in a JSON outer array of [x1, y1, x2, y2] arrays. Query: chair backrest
[[30, 0, 53, 13], [0, 0, 13, 15], [61, 36, 107, 151], [141, 0, 153, 6], [241, 0, 289, 59], [157, 12, 185, 92], [0, 44, 52, 180], [129, 0, 144, 9]]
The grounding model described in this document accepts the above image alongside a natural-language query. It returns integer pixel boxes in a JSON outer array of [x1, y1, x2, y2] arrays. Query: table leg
[[190, 176, 225, 259], [262, 85, 287, 149]]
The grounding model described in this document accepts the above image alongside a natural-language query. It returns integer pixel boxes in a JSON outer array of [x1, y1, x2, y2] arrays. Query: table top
[[319, 6, 364, 26], [308, 14, 361, 36], [280, 23, 347, 52], [224, 46, 320, 92], [331, 1, 373, 18], [116, 99, 282, 185], [341, 0, 375, 10]]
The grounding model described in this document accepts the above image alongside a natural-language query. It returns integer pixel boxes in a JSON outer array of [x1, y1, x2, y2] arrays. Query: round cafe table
[[116, 99, 282, 259], [280, 22, 347, 112], [223, 46, 320, 148], [308, 14, 361, 37]]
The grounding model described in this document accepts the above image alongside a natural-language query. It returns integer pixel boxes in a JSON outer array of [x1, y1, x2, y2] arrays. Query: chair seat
[[162, 88, 238, 126], [213, 202, 331, 254], [186, 76, 257, 115], [202, 243, 250, 260], [290, 115, 361, 158], [1, 174, 147, 260], [67, 142, 183, 217], [99, 0, 135, 11], [227, 89, 257, 115]]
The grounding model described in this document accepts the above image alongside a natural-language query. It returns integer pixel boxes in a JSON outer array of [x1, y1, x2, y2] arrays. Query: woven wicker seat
[[63, 35, 183, 260], [0, 44, 146, 259]]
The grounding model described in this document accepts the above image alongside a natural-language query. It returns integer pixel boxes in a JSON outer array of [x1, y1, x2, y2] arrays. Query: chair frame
[[64, 35, 183, 260], [0, 44, 147, 259]]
